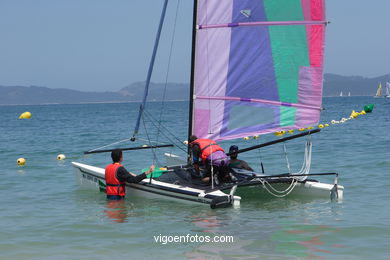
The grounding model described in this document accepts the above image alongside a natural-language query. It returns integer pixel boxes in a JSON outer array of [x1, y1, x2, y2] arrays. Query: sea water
[[0, 97, 389, 259]]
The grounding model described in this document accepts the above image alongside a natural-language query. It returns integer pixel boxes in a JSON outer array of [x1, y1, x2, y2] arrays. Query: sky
[[0, 0, 389, 92]]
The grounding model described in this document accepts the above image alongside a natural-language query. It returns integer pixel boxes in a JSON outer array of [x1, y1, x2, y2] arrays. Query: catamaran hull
[[72, 162, 241, 208], [165, 153, 344, 200], [232, 181, 343, 200]]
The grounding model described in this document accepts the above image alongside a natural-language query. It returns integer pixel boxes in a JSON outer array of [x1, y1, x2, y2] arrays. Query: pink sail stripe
[[198, 20, 327, 30], [195, 95, 322, 111]]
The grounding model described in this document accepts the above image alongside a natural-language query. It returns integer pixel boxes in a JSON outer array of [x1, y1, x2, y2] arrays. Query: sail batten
[[195, 96, 321, 111], [192, 0, 327, 141], [198, 20, 327, 29]]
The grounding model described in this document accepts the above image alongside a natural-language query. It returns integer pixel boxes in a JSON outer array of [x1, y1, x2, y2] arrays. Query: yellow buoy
[[306, 126, 314, 130], [350, 110, 359, 118], [243, 136, 250, 140], [17, 158, 26, 166], [288, 129, 294, 134], [325, 124, 329, 127], [331, 120, 337, 124], [57, 154, 66, 160], [274, 131, 286, 136], [19, 111, 32, 119], [253, 135, 259, 139], [318, 124, 324, 128], [298, 128, 305, 131]]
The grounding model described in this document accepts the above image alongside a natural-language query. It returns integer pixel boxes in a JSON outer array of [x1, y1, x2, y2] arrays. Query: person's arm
[[117, 165, 154, 183], [241, 160, 254, 172]]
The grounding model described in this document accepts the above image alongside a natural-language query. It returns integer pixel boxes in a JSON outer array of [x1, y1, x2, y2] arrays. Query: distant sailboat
[[386, 82, 390, 98], [374, 82, 383, 98], [339, 91, 343, 97], [348, 92, 351, 97]]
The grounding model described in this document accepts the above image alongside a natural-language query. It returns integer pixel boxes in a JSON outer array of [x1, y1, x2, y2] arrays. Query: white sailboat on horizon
[[386, 82, 390, 98]]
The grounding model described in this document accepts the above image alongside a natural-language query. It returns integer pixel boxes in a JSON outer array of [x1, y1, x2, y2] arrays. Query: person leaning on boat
[[189, 135, 235, 185], [105, 149, 155, 200], [228, 145, 254, 171]]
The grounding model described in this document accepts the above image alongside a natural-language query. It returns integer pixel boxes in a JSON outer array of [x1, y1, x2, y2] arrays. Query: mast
[[187, 0, 198, 160], [131, 0, 169, 141]]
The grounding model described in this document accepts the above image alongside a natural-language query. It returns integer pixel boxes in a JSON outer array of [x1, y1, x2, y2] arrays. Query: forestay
[[192, 0, 327, 141]]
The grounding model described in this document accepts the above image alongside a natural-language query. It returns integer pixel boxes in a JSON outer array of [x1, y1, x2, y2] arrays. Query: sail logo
[[240, 9, 251, 18]]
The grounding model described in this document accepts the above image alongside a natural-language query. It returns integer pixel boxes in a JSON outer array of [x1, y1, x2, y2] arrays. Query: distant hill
[[324, 73, 390, 96], [0, 85, 128, 105], [0, 82, 189, 105], [118, 82, 189, 101], [0, 74, 388, 105]]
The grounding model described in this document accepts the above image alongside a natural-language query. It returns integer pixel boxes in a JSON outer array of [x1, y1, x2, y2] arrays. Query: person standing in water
[[105, 149, 155, 200]]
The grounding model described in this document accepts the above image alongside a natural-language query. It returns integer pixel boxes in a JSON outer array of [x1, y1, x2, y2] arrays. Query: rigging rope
[[283, 142, 291, 174], [205, 1, 212, 134], [155, 0, 181, 145], [256, 139, 313, 197], [142, 113, 160, 166], [258, 178, 298, 198], [87, 138, 131, 152], [143, 110, 187, 152]]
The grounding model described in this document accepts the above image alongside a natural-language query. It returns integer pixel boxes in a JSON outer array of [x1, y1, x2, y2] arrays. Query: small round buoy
[[325, 124, 329, 127], [298, 128, 305, 131], [288, 129, 294, 134], [19, 111, 32, 119], [142, 144, 148, 147], [57, 154, 66, 160], [183, 140, 189, 145], [253, 135, 259, 139], [243, 136, 250, 140], [306, 126, 314, 130], [318, 124, 324, 128], [17, 158, 26, 166], [331, 120, 336, 124]]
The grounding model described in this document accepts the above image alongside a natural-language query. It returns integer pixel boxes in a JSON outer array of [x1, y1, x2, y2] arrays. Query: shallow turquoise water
[[1, 97, 389, 259]]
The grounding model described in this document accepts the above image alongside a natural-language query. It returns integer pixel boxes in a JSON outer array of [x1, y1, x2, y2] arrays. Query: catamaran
[[73, 0, 343, 208]]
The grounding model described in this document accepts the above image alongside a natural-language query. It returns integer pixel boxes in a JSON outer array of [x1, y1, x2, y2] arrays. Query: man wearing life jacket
[[189, 135, 233, 185], [105, 149, 155, 200]]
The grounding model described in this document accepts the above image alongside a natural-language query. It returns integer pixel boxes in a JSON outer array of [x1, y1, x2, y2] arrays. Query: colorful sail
[[375, 82, 382, 97], [192, 0, 327, 141]]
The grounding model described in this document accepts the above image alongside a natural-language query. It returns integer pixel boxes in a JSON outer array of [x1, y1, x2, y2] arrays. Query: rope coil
[[256, 140, 312, 197]]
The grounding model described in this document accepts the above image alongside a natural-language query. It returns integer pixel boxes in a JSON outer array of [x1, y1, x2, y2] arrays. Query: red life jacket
[[191, 138, 224, 161], [105, 163, 126, 196]]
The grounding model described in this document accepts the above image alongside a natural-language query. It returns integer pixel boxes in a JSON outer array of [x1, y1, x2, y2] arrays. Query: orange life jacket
[[191, 138, 224, 161], [105, 163, 126, 196]]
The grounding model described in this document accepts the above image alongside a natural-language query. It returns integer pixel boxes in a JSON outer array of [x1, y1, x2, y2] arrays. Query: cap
[[229, 145, 239, 152]]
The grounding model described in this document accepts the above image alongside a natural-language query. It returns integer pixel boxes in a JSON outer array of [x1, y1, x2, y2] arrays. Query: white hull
[[72, 162, 241, 208]]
